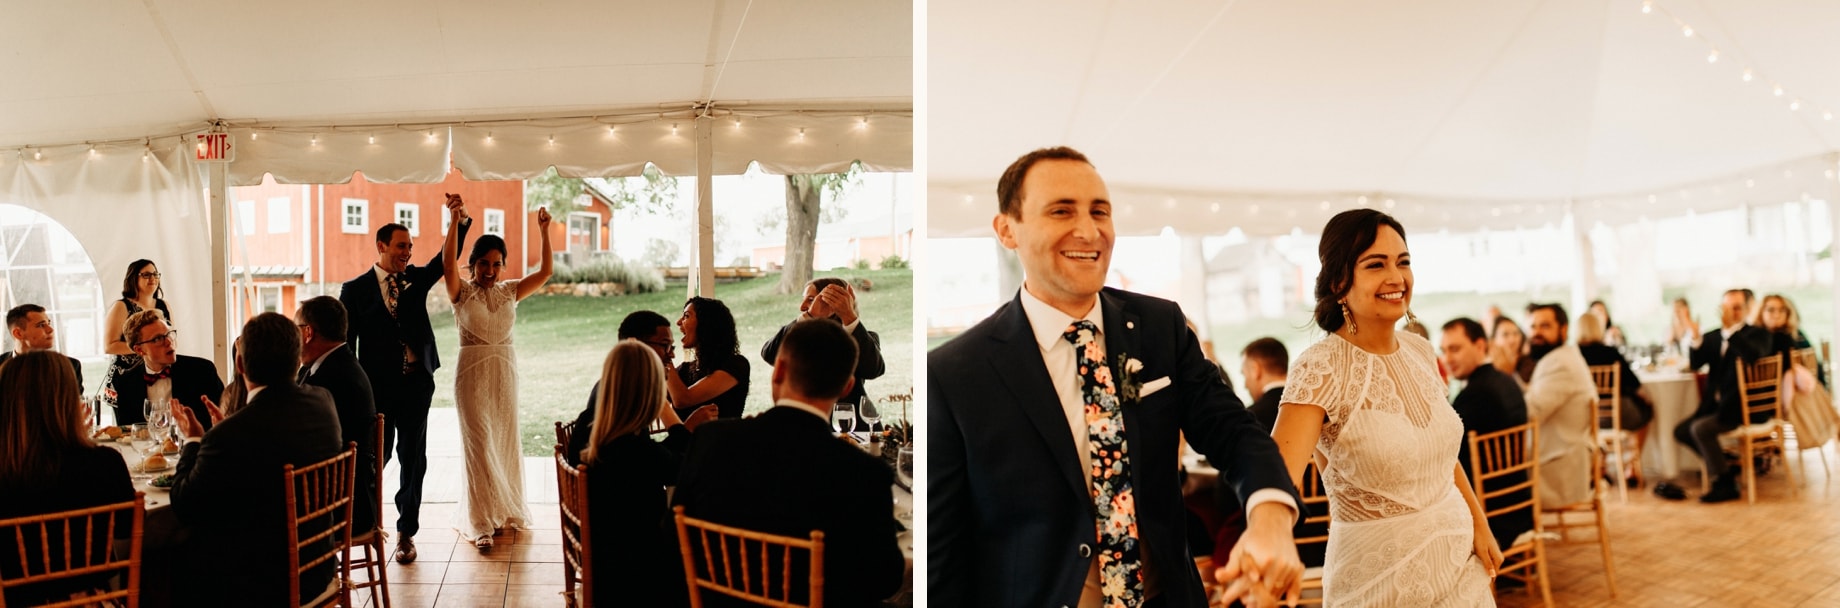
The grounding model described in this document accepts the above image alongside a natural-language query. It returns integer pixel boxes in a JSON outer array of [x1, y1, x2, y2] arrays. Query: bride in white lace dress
[[1270, 210, 1501, 607], [441, 197, 555, 549]]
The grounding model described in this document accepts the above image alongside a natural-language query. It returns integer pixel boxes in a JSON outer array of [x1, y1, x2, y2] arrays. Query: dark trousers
[[1674, 413, 1739, 480], [376, 370, 436, 537]]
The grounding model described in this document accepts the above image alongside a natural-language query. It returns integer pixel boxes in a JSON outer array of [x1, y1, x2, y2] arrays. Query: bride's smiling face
[[1342, 225, 1412, 327]]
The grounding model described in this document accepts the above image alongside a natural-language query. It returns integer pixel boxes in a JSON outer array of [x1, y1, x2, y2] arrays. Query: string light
[[1742, 69, 1753, 82], [1706, 50, 1718, 63], [310, 134, 318, 146], [427, 129, 437, 140], [1791, 99, 1801, 111], [88, 145, 97, 158], [672, 124, 679, 135], [606, 124, 616, 135], [368, 133, 376, 144], [734, 117, 742, 128], [33, 149, 41, 160], [798, 128, 806, 138], [1774, 85, 1784, 97], [858, 116, 869, 129], [548, 134, 555, 146], [250, 132, 258, 141], [486, 132, 494, 143], [1641, 0, 1652, 12], [1681, 25, 1692, 37], [1826, 112, 1834, 121], [1210, 203, 1221, 213]]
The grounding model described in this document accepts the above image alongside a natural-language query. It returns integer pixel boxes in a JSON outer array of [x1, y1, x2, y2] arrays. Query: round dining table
[[1635, 368, 1705, 479]]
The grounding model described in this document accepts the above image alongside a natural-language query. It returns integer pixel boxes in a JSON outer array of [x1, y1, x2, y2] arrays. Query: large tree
[[777, 165, 861, 294], [524, 165, 677, 216]]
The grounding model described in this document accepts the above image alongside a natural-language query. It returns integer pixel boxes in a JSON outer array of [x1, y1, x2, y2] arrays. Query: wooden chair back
[[1467, 421, 1552, 605], [674, 505, 825, 608], [555, 447, 591, 608], [1794, 348, 1819, 374], [284, 443, 358, 608], [1738, 354, 1785, 423], [1587, 364, 1621, 426], [555, 420, 576, 454], [0, 493, 146, 608]]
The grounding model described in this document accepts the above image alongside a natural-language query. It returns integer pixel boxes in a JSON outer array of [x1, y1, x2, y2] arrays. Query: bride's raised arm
[[441, 195, 467, 304]]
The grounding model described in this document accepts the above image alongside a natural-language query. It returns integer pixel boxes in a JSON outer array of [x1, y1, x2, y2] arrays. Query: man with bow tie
[[341, 194, 469, 564], [111, 309, 223, 432]]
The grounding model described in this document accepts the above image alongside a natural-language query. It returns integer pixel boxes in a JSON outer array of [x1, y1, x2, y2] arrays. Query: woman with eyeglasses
[[440, 199, 555, 551], [100, 260, 173, 411]]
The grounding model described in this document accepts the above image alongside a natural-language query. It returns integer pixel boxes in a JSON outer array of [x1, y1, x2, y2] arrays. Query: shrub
[[851, 258, 872, 270], [879, 254, 908, 269], [549, 257, 665, 293]]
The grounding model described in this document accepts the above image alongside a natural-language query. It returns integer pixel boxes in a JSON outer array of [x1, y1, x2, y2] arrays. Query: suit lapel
[[1100, 292, 1148, 489], [986, 297, 1090, 505]]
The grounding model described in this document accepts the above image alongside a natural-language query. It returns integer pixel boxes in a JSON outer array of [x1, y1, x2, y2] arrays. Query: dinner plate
[[138, 460, 174, 473]]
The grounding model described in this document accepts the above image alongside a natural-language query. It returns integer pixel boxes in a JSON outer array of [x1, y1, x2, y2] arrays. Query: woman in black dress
[[579, 339, 711, 607], [0, 351, 136, 606], [101, 259, 172, 419], [670, 297, 750, 419]]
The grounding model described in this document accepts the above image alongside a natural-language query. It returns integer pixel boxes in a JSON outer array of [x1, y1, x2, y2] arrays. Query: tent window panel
[[237, 200, 255, 235], [485, 209, 505, 236], [342, 199, 369, 235], [396, 203, 419, 237], [267, 197, 290, 234]]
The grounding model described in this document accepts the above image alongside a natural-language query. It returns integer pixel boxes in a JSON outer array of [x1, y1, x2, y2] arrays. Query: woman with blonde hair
[[0, 351, 136, 605], [580, 339, 714, 607], [1575, 311, 1654, 486], [1758, 294, 1824, 385]]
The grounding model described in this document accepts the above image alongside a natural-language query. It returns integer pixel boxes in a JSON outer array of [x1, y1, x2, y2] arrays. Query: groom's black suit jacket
[[340, 219, 467, 399], [109, 355, 223, 433], [929, 288, 1301, 608]]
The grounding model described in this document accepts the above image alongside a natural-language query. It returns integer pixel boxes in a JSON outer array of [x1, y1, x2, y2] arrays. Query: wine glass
[[831, 402, 856, 435], [858, 399, 881, 437], [896, 446, 913, 489]]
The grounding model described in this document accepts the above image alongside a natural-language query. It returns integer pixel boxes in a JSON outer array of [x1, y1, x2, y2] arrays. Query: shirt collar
[[774, 398, 831, 421], [308, 342, 345, 376], [1261, 380, 1287, 394], [1721, 323, 1745, 338], [246, 385, 266, 402], [1018, 286, 1103, 353], [373, 264, 392, 282]]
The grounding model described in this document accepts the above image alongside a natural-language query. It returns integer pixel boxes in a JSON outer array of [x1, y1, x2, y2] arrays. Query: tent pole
[[209, 161, 230, 376], [694, 114, 715, 297], [1830, 155, 1840, 367]]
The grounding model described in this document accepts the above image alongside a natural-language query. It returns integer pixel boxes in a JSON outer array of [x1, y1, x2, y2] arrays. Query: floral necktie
[[387, 272, 412, 374], [1063, 320, 1143, 608]]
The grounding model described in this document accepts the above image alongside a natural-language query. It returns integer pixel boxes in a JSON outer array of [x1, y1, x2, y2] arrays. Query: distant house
[[543, 180, 621, 268], [227, 169, 527, 321], [1204, 239, 1307, 324]]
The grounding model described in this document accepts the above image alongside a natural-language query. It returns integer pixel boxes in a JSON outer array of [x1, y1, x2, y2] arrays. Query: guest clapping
[[671, 297, 749, 420], [102, 260, 172, 409], [579, 339, 714, 607], [112, 310, 223, 431], [166, 313, 344, 605], [1, 304, 83, 388], [762, 278, 886, 411], [0, 352, 134, 607]]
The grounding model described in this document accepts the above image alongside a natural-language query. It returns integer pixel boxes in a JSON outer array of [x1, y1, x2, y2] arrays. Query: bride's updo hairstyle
[[1311, 209, 1408, 333]]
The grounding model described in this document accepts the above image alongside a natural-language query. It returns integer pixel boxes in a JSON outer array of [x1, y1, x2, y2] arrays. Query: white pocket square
[[1140, 376, 1172, 397]]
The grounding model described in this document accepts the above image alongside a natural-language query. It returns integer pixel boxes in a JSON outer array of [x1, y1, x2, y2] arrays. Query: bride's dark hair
[[1312, 209, 1407, 333]]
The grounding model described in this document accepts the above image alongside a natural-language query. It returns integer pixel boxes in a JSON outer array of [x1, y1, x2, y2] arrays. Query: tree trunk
[[778, 175, 821, 294]]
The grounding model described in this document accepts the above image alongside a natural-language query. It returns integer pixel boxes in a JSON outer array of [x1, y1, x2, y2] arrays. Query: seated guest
[[296, 296, 379, 534], [216, 337, 249, 418], [167, 313, 345, 605], [1678, 289, 1794, 503], [0, 304, 83, 389], [763, 278, 886, 415], [1239, 337, 1289, 432], [1491, 316, 1534, 387], [568, 311, 715, 460], [1575, 311, 1654, 485], [673, 320, 903, 607], [0, 352, 134, 606], [1524, 303, 1597, 509], [1586, 300, 1627, 348], [111, 310, 224, 431], [1668, 296, 1697, 348], [579, 339, 715, 607], [1440, 318, 1531, 551], [1758, 294, 1824, 386], [670, 297, 750, 420]]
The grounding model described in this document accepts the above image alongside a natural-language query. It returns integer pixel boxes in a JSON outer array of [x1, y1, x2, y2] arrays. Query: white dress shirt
[[1017, 287, 1297, 607], [143, 364, 172, 415]]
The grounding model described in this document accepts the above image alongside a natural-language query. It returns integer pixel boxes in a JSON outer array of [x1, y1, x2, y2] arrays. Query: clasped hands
[[1213, 503, 1305, 608], [170, 395, 226, 440]]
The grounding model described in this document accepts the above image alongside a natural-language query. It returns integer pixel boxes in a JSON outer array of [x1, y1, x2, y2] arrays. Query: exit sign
[[195, 132, 234, 162]]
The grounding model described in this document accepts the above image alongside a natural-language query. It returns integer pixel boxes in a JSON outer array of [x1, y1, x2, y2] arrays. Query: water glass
[[831, 402, 856, 435], [897, 446, 914, 488]]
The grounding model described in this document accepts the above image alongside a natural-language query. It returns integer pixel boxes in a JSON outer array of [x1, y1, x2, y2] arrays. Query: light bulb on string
[[1826, 111, 1834, 121], [1210, 203, 1221, 213], [1318, 200, 1330, 210], [606, 124, 616, 135], [548, 134, 555, 146], [368, 133, 376, 145], [33, 149, 41, 160], [427, 129, 437, 140], [1791, 100, 1802, 111], [1682, 25, 1693, 37], [858, 116, 869, 129], [672, 124, 679, 135], [310, 134, 318, 146], [1746, 178, 1755, 188], [1774, 85, 1784, 97], [250, 132, 258, 141], [798, 128, 806, 139], [1642, 0, 1652, 13], [1742, 69, 1753, 82], [734, 117, 742, 129], [1707, 50, 1718, 63], [1648, 194, 1657, 204]]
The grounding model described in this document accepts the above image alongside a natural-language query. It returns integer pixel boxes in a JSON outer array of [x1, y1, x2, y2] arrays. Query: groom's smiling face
[[995, 159, 1114, 316]]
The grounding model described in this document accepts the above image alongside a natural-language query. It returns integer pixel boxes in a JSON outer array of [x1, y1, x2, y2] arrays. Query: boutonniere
[[1114, 353, 1145, 404]]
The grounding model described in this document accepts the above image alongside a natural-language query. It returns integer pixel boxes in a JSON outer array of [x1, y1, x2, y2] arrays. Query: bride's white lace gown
[[1281, 333, 1494, 607], [452, 279, 531, 540]]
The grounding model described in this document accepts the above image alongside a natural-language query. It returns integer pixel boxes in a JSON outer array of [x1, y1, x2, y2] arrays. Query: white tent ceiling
[[928, 0, 1840, 237]]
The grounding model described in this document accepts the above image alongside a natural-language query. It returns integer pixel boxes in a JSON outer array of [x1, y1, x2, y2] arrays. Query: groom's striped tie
[[1063, 320, 1143, 608]]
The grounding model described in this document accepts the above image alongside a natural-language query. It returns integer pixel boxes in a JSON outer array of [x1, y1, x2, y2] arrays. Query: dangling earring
[[1406, 307, 1419, 326], [1340, 299, 1358, 335]]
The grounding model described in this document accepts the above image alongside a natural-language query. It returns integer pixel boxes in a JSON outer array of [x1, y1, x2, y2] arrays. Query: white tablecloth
[[1636, 369, 1703, 478], [101, 440, 173, 510]]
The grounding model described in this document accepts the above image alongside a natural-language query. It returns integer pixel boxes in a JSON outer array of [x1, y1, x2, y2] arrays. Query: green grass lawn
[[423, 268, 913, 456]]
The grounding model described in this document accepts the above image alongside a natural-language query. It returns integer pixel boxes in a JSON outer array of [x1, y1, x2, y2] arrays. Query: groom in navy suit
[[341, 194, 468, 563], [929, 148, 1303, 608]]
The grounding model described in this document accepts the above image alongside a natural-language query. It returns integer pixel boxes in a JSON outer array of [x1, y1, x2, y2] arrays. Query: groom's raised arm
[[926, 365, 972, 606]]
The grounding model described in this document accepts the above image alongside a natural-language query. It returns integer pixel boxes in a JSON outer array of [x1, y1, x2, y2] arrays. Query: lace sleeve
[[1281, 339, 1345, 418]]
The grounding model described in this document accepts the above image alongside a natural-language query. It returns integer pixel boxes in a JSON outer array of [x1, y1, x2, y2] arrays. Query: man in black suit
[[673, 319, 904, 607], [1238, 337, 1289, 432], [168, 313, 345, 606], [112, 309, 223, 432], [761, 277, 886, 414], [1441, 317, 1531, 550], [0, 304, 82, 389], [297, 295, 379, 534], [1677, 289, 1794, 503], [930, 147, 1302, 608], [341, 194, 468, 562]]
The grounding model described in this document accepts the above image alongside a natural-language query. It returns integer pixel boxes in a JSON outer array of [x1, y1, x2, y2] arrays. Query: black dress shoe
[[394, 536, 417, 564], [1653, 482, 1686, 501], [1699, 480, 1741, 503]]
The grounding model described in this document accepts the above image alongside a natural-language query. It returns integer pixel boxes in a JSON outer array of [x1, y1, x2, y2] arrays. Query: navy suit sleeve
[[412, 217, 471, 284], [925, 359, 971, 606], [1690, 330, 1719, 372], [761, 324, 789, 365], [1172, 309, 1303, 519], [853, 323, 887, 381], [339, 281, 363, 356]]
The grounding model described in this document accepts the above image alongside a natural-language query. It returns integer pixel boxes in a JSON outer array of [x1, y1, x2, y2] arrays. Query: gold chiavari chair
[[283, 443, 358, 608], [1542, 396, 1617, 598], [556, 447, 592, 608], [1700, 354, 1796, 504], [344, 414, 390, 608], [1469, 422, 1552, 606], [674, 505, 825, 608], [0, 493, 146, 607], [1588, 364, 1638, 503]]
